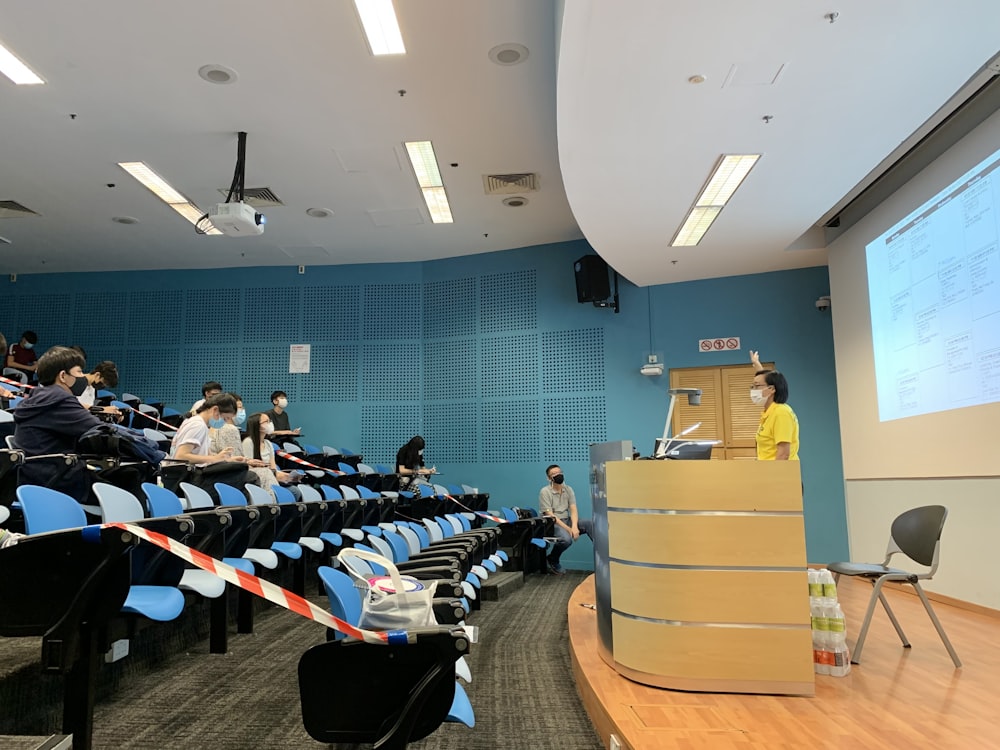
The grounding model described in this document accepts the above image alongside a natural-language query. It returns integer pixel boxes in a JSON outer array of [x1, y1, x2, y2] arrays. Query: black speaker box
[[574, 255, 611, 303]]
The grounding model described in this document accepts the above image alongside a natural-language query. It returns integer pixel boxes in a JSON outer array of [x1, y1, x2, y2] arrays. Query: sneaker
[[548, 562, 566, 575]]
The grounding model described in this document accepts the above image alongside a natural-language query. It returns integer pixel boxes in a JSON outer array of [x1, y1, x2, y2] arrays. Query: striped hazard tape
[[105, 522, 409, 645], [274, 449, 344, 477], [1, 376, 34, 390]]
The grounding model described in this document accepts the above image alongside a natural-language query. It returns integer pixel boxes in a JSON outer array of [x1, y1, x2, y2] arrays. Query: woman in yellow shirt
[[750, 350, 799, 461]]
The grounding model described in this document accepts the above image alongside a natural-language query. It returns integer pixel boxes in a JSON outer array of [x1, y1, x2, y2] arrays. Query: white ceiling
[[0, 1, 581, 274], [557, 0, 1000, 286], [0, 1, 998, 286]]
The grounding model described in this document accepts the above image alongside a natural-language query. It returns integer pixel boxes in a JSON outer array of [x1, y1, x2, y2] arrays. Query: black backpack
[[77, 423, 167, 465]]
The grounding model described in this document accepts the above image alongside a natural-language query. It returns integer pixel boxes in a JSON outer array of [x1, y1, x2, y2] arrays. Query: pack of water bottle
[[808, 568, 851, 677]]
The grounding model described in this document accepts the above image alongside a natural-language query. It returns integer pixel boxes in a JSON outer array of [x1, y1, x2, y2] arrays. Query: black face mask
[[551, 474, 565, 485], [69, 375, 88, 397]]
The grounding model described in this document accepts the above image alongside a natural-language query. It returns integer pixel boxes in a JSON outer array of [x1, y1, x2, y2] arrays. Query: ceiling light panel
[[118, 161, 220, 234], [670, 154, 761, 246], [671, 206, 722, 246], [696, 154, 760, 207], [354, 0, 406, 56], [404, 141, 453, 224], [0, 41, 44, 85]]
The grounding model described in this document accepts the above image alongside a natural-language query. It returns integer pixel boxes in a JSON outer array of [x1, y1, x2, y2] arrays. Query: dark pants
[[548, 517, 593, 565]]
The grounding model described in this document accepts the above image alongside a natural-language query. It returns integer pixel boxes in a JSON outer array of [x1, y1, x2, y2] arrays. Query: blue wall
[[1, 240, 847, 565]]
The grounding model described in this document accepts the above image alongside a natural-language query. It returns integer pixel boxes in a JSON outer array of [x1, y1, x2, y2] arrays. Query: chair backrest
[[381, 530, 410, 563], [395, 525, 423, 557], [437, 517, 455, 539], [180, 482, 217, 509], [138, 404, 160, 417], [356, 485, 378, 499], [423, 519, 444, 543], [322, 446, 341, 457], [142, 482, 185, 517], [374, 464, 393, 475], [17, 486, 87, 533], [93, 482, 146, 522], [337, 462, 358, 475], [0, 410, 13, 424], [283, 443, 303, 454], [444, 515, 463, 535], [302, 443, 321, 454], [272, 485, 296, 504], [367, 534, 395, 561], [320, 485, 343, 501], [350, 543, 386, 575], [500, 507, 518, 523], [356, 463, 375, 475], [2, 367, 27, 384], [241, 483, 271, 505], [338, 447, 356, 456], [317, 566, 363, 635], [298, 484, 323, 502], [433, 484, 449, 496], [340, 485, 360, 500], [143, 428, 168, 442], [96, 389, 116, 400], [890, 505, 948, 571]]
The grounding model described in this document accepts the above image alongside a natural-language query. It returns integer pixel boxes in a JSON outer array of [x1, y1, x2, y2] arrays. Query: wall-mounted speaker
[[574, 255, 611, 303]]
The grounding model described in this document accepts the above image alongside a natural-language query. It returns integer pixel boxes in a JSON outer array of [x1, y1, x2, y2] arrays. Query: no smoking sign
[[698, 336, 741, 353]]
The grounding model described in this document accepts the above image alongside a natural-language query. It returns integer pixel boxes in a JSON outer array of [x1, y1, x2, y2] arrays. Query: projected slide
[[866, 147, 1000, 422]]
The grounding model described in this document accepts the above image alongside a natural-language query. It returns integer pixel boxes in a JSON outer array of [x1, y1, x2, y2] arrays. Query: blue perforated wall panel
[[424, 339, 477, 400], [540, 328, 605, 393], [424, 278, 476, 338]]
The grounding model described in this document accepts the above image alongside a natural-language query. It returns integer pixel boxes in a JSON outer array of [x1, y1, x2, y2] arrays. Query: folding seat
[[17, 485, 185, 623], [301, 570, 473, 747]]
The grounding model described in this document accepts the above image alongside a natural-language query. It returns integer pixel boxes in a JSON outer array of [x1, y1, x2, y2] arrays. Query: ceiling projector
[[208, 201, 266, 237]]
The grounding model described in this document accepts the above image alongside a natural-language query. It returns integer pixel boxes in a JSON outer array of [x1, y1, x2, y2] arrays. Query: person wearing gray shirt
[[538, 464, 593, 574]]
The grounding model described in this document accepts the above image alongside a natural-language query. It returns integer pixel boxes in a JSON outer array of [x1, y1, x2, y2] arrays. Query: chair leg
[[210, 588, 229, 654], [237, 589, 254, 634], [876, 588, 910, 648], [911, 582, 962, 668]]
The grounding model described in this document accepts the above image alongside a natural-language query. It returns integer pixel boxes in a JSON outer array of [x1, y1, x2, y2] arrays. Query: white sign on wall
[[698, 337, 741, 353], [289, 344, 311, 373]]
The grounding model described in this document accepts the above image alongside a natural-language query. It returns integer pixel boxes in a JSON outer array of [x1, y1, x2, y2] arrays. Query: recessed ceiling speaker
[[574, 255, 611, 303]]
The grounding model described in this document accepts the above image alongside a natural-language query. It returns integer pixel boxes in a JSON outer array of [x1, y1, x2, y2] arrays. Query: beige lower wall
[[844, 477, 1000, 609]]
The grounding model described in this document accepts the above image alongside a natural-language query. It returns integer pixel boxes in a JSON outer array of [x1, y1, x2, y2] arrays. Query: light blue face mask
[[234, 409, 246, 427], [208, 417, 225, 429], [22, 342, 33, 350]]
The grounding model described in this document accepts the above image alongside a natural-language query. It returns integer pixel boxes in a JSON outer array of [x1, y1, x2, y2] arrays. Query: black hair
[[764, 370, 789, 404], [72, 345, 87, 362], [398, 435, 426, 471], [0, 333, 6, 358], [202, 381, 223, 397], [270, 390, 287, 403], [227, 391, 243, 403], [546, 464, 561, 478], [21, 331, 37, 344], [246, 413, 267, 461], [36, 346, 85, 386], [197, 392, 237, 416], [93, 360, 119, 388]]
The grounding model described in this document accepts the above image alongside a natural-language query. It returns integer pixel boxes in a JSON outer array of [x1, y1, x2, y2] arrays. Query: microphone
[[655, 422, 701, 458]]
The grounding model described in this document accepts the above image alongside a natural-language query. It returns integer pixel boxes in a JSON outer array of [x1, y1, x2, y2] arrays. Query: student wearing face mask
[[539, 464, 593, 575], [170, 393, 244, 466], [396, 435, 436, 492], [6, 330, 39, 384], [266, 390, 301, 438], [242, 412, 299, 498], [209, 394, 253, 457], [13, 346, 104, 501], [749, 350, 799, 461]]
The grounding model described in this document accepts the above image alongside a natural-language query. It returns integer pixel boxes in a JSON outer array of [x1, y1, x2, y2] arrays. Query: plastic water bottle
[[828, 603, 851, 677], [811, 602, 830, 675], [819, 569, 838, 605], [808, 569, 823, 602]]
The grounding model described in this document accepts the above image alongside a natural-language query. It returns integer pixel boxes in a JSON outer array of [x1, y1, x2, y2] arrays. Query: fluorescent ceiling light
[[118, 161, 221, 234], [671, 207, 722, 247], [404, 141, 453, 224], [354, 0, 406, 55], [0, 41, 44, 85], [670, 154, 760, 246]]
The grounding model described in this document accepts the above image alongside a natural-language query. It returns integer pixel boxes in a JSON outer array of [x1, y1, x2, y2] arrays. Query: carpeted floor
[[86, 570, 602, 750]]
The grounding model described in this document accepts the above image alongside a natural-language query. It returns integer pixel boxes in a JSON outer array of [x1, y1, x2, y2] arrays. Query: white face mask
[[418, 449, 423, 456], [277, 398, 288, 409], [263, 422, 275, 435], [750, 388, 767, 406]]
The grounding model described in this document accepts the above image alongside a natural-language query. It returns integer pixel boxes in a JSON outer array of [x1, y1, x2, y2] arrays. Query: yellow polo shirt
[[756, 402, 799, 461]]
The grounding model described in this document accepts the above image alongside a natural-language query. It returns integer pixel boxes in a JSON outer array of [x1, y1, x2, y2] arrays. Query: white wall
[[828, 108, 1000, 608]]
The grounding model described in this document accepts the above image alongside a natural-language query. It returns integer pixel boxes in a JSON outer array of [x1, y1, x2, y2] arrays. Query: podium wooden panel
[[601, 460, 813, 696]]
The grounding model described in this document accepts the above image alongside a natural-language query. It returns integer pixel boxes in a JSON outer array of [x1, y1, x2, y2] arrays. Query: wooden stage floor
[[568, 574, 1000, 750]]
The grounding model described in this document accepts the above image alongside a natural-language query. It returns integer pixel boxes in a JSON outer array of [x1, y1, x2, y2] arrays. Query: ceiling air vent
[[0, 200, 40, 218], [216, 187, 285, 208], [483, 173, 539, 195]]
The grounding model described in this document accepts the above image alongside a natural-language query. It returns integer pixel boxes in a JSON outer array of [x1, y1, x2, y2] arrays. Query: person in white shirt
[[170, 393, 244, 466]]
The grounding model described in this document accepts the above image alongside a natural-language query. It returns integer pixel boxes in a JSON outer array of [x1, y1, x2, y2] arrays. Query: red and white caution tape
[[1, 376, 34, 390], [275, 449, 344, 477], [441, 492, 507, 524], [106, 522, 400, 644]]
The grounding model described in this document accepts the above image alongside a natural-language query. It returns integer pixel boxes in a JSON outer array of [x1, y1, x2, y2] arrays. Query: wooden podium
[[598, 459, 814, 696]]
